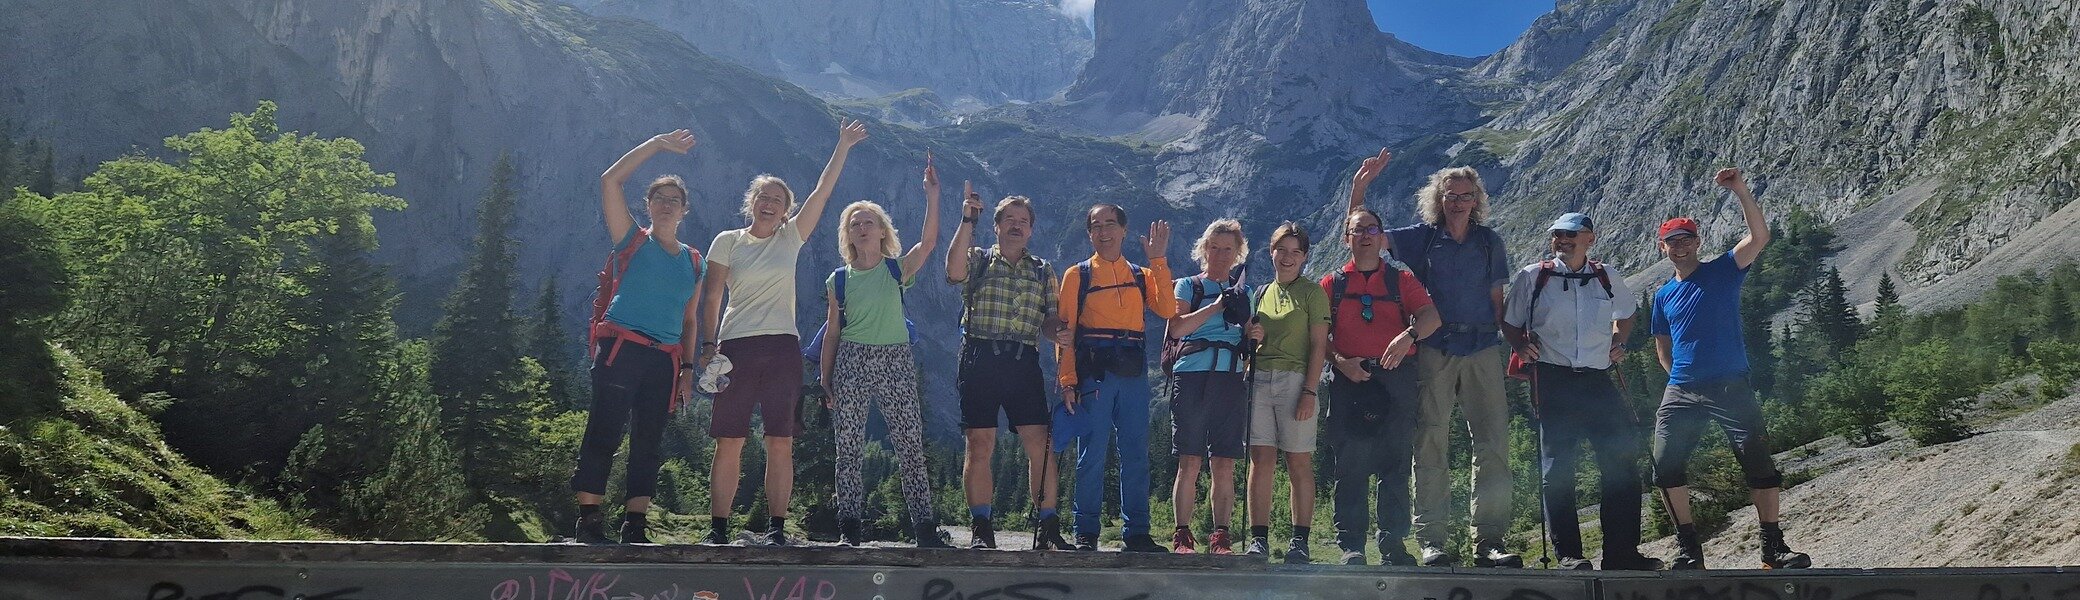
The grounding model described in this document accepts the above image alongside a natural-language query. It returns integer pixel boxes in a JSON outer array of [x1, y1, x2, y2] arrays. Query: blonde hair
[[1190, 218, 1249, 272], [1415, 166, 1489, 225], [739, 174, 797, 222], [837, 200, 903, 263]]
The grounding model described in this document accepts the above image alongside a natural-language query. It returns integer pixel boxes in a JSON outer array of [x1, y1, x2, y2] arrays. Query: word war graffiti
[[920, 577, 1150, 600]]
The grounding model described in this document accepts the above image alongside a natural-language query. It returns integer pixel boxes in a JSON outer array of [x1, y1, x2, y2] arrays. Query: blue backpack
[[803, 257, 921, 364]]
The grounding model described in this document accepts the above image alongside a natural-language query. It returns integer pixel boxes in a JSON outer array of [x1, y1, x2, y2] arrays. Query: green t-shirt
[[1254, 277, 1330, 372], [825, 259, 914, 346]]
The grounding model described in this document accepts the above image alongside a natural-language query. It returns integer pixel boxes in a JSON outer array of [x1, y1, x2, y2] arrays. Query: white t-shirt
[[709, 218, 807, 341]]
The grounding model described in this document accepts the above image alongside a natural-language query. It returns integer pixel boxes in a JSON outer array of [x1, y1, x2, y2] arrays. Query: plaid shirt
[[949, 246, 1058, 343]]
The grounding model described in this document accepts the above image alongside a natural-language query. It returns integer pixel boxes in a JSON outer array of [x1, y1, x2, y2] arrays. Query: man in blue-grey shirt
[[1348, 150, 1518, 568], [1650, 168, 1811, 571]]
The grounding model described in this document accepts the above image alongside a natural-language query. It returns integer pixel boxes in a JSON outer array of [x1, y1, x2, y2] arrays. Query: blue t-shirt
[[1388, 223, 1511, 355], [602, 230, 702, 345], [1171, 276, 1246, 373], [1651, 250, 1750, 385]]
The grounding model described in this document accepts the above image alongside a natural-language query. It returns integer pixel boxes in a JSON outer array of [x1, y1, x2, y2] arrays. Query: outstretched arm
[[601, 130, 695, 243], [793, 120, 870, 239], [899, 162, 941, 283], [1722, 168, 1770, 268], [1346, 148, 1391, 214], [944, 181, 982, 284]]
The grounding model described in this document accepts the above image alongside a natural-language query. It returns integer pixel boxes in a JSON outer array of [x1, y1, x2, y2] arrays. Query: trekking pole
[[1529, 363, 1552, 569]]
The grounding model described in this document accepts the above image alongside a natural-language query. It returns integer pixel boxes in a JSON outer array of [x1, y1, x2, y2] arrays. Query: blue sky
[[1367, 0, 1554, 58]]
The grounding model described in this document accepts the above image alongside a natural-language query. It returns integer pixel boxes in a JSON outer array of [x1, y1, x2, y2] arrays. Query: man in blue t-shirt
[[1649, 168, 1811, 571]]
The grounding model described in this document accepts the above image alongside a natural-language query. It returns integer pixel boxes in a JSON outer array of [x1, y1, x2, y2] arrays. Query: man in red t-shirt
[[1320, 207, 1441, 566]]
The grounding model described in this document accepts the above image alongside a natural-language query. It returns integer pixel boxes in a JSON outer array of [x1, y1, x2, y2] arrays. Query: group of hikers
[[575, 123, 1815, 571]]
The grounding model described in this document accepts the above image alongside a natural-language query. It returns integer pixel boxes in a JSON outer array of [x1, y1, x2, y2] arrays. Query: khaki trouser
[[1410, 344, 1513, 545]]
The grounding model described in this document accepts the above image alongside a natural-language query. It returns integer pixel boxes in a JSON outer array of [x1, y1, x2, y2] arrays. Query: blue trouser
[[1053, 374, 1153, 538]]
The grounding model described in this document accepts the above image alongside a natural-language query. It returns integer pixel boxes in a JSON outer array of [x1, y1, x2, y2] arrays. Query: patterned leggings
[[832, 341, 934, 527]]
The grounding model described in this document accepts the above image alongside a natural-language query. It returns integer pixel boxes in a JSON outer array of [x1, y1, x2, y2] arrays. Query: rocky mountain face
[[1463, 0, 2080, 311], [579, 0, 1094, 109]]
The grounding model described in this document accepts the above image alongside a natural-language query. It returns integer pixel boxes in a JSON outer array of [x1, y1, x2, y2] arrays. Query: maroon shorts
[[711, 334, 804, 438]]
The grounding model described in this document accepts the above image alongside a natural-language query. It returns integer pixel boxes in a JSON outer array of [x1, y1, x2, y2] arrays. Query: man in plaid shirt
[[944, 186, 1069, 550]]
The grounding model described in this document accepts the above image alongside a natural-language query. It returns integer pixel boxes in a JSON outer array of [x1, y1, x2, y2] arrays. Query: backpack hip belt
[[593, 320, 690, 411]]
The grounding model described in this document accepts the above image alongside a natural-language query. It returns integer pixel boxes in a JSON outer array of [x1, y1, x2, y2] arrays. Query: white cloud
[[1058, 0, 1095, 28]]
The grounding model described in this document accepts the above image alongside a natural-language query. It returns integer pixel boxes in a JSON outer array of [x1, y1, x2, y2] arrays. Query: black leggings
[[569, 341, 673, 499]]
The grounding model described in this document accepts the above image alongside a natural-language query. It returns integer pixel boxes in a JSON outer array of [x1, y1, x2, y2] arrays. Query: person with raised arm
[[695, 120, 867, 546], [817, 159, 947, 548], [1649, 168, 1810, 570], [572, 130, 705, 545], [1351, 149, 1521, 567], [1163, 219, 1251, 555], [1055, 205, 1176, 552], [945, 186, 1070, 550]]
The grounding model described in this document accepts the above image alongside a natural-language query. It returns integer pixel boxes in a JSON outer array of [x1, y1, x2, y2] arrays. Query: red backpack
[[590, 228, 705, 409]]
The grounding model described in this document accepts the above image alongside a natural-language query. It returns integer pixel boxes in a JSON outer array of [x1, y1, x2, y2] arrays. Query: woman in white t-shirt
[[694, 120, 868, 546]]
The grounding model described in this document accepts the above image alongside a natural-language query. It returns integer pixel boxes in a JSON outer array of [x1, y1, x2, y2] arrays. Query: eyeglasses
[[1550, 230, 1580, 239], [1087, 221, 1122, 232], [647, 193, 686, 204], [1348, 225, 1384, 236], [1443, 192, 1479, 203]]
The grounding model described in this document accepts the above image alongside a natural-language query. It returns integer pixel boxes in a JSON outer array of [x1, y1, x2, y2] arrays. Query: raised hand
[[1353, 147, 1391, 187], [837, 120, 869, 149], [962, 181, 983, 219], [923, 162, 940, 196], [1142, 220, 1171, 260], [651, 129, 696, 154], [1715, 167, 1748, 191]]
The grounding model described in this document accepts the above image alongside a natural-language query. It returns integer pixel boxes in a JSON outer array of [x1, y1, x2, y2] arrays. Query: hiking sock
[[971, 505, 992, 521], [1038, 507, 1058, 520], [1760, 521, 1782, 534], [579, 504, 602, 517], [1251, 525, 1270, 540], [711, 516, 729, 533], [1292, 526, 1311, 544], [769, 515, 788, 532]]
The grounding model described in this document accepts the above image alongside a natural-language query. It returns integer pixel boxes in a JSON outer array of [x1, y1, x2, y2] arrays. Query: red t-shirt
[[1321, 260, 1434, 360]]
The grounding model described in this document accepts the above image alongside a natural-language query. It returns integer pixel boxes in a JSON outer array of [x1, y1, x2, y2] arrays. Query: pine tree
[[1869, 273, 1905, 340], [527, 276, 583, 412], [2042, 281, 2074, 340], [0, 129, 17, 200], [429, 153, 538, 503], [29, 142, 54, 198], [1812, 268, 1860, 352]]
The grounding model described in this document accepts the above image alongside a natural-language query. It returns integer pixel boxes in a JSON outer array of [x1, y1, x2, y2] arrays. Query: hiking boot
[[1170, 528, 1197, 554], [1032, 513, 1071, 551], [1601, 552, 1666, 571], [1206, 528, 1234, 555], [838, 518, 864, 547], [701, 525, 731, 546], [1671, 535, 1705, 570], [1761, 528, 1812, 569], [760, 527, 793, 547], [1123, 534, 1168, 553], [1340, 549, 1367, 565], [1243, 536, 1270, 557], [969, 517, 996, 549], [1283, 541, 1312, 564], [1556, 556, 1595, 571], [574, 511, 611, 544], [1418, 543, 1456, 566], [1073, 532, 1099, 552], [1379, 537, 1417, 566], [1473, 539, 1523, 568], [618, 514, 651, 544], [915, 525, 955, 549]]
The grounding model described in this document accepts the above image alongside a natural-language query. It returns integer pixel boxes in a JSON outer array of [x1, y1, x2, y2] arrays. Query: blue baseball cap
[[1549, 213, 1594, 232]]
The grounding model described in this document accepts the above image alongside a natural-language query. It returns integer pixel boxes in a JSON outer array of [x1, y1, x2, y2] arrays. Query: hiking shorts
[[1170, 370, 1248, 459], [957, 339, 1051, 429], [1651, 376, 1782, 489], [711, 334, 803, 438], [1249, 368, 1318, 454]]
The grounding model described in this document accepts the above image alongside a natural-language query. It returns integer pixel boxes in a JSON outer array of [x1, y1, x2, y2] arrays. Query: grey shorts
[[1170, 370, 1247, 459], [1249, 369, 1319, 454]]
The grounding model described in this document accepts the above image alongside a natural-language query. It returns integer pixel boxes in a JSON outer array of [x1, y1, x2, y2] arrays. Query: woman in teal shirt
[[816, 161, 944, 547]]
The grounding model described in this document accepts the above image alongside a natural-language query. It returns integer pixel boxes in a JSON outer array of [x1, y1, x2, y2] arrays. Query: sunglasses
[[1550, 230, 1580, 239], [1358, 293, 1375, 323]]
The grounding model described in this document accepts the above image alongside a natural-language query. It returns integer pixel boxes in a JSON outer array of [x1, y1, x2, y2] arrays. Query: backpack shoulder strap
[[833, 265, 852, 326], [1590, 260, 1615, 298], [1075, 259, 1095, 331], [962, 247, 990, 308], [885, 257, 904, 284], [1188, 275, 1210, 313]]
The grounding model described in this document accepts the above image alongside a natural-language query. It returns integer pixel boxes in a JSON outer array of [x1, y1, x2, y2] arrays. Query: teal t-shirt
[[1172, 276, 1247, 373], [1254, 277, 1330, 372], [826, 259, 914, 346], [602, 230, 702, 345]]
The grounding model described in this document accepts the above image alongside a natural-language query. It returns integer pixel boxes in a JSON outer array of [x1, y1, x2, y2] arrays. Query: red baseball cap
[[1658, 217, 1700, 240]]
